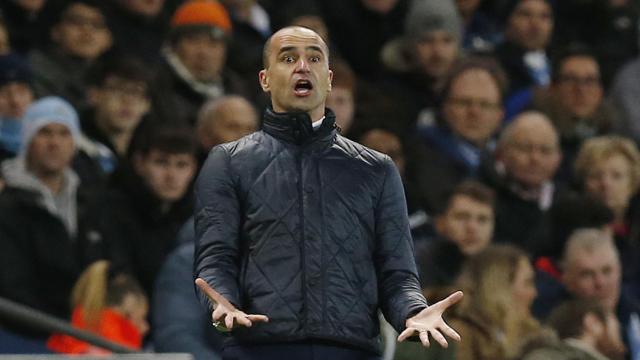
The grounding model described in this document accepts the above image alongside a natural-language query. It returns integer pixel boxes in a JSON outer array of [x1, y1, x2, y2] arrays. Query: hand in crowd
[[398, 290, 463, 347], [195, 278, 269, 331]]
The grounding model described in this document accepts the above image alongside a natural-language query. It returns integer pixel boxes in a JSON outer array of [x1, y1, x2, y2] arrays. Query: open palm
[[397, 291, 463, 347]]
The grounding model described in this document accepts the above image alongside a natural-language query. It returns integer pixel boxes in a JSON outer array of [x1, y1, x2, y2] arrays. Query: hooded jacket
[[194, 108, 427, 353]]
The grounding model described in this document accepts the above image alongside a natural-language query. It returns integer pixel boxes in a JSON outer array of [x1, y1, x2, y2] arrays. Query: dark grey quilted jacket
[[194, 108, 427, 353]]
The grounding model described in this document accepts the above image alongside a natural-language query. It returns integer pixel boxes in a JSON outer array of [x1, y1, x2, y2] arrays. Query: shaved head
[[262, 26, 330, 69]]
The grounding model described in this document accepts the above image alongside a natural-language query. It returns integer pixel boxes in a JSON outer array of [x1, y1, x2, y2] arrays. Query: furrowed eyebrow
[[277, 45, 326, 56]]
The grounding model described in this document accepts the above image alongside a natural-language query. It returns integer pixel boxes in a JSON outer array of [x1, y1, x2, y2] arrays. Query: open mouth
[[293, 79, 313, 96]]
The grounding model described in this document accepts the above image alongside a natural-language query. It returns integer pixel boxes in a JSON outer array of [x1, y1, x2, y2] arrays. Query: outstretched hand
[[195, 278, 269, 331], [398, 291, 463, 348]]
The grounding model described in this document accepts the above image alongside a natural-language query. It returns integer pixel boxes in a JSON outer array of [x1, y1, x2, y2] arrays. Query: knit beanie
[[170, 0, 232, 41], [20, 97, 80, 157], [381, 0, 462, 72]]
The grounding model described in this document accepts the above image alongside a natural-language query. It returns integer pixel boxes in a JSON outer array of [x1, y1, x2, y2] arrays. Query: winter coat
[[194, 108, 427, 353]]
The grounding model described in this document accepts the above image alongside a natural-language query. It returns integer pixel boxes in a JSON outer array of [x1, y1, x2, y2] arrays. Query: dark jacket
[[194, 108, 427, 353], [87, 167, 193, 297], [0, 185, 100, 335]]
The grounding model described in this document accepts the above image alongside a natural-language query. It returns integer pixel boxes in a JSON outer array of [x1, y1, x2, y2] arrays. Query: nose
[[295, 57, 310, 73]]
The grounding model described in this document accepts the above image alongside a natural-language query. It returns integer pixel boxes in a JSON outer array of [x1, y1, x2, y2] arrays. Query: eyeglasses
[[447, 97, 502, 111], [556, 74, 601, 87], [62, 14, 108, 30]]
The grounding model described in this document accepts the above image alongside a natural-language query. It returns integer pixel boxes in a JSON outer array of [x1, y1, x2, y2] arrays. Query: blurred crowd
[[0, 0, 639, 359]]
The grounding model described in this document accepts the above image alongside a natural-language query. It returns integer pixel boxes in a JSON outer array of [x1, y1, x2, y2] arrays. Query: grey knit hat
[[381, 0, 462, 72]]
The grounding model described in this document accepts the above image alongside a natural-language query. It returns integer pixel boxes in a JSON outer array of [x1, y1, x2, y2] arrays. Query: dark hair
[[52, 0, 110, 28], [134, 126, 198, 156], [438, 56, 508, 109], [551, 43, 600, 84], [437, 180, 495, 215], [547, 299, 606, 339], [86, 54, 151, 88]]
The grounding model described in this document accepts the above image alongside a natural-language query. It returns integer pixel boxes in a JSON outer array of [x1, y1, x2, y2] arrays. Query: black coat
[[0, 186, 100, 335], [194, 108, 427, 353]]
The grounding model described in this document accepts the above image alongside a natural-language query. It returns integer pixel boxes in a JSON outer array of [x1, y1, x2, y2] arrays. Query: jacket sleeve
[[374, 157, 428, 332], [193, 145, 242, 311]]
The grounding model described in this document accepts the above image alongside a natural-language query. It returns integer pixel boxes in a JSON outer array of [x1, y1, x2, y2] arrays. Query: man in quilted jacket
[[193, 26, 463, 360]]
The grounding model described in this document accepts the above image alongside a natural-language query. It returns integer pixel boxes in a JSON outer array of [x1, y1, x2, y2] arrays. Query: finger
[[225, 313, 235, 330], [235, 315, 253, 328], [212, 306, 226, 321], [195, 278, 237, 311], [430, 329, 448, 348], [247, 314, 269, 323], [397, 327, 416, 342], [436, 291, 464, 309], [440, 324, 461, 342], [419, 331, 430, 347]]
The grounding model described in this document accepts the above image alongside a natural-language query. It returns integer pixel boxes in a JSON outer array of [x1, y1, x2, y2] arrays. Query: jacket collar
[[262, 106, 337, 146]]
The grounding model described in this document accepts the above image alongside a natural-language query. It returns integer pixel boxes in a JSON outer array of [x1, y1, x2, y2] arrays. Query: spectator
[[105, 0, 170, 65], [29, 0, 113, 110], [89, 126, 197, 297], [0, 97, 100, 334], [152, 105, 259, 358], [455, 0, 502, 53], [610, 52, 640, 144], [0, 0, 49, 54], [320, 0, 409, 80], [82, 55, 152, 172], [47, 260, 149, 354], [0, 53, 34, 161], [494, 0, 553, 97], [416, 181, 495, 290], [488, 111, 562, 255], [151, 0, 248, 126], [552, 229, 635, 358], [325, 59, 356, 136], [412, 58, 506, 213], [531, 46, 616, 181], [380, 0, 462, 130], [449, 244, 542, 360], [195, 95, 258, 164], [574, 136, 640, 300], [521, 299, 621, 360]]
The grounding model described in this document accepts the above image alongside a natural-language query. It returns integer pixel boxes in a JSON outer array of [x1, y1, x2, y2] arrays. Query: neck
[[35, 170, 65, 194], [96, 116, 133, 156], [612, 207, 627, 224]]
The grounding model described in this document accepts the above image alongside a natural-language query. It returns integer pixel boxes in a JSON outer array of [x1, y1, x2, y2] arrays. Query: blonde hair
[[574, 135, 640, 192], [457, 245, 540, 357], [71, 261, 146, 328]]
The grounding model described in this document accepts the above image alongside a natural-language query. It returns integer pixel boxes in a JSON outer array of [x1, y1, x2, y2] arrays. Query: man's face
[[500, 114, 561, 189], [506, 0, 553, 51], [442, 69, 503, 147], [259, 27, 333, 121], [27, 123, 75, 176], [200, 99, 258, 149], [435, 194, 494, 255], [325, 87, 354, 134], [414, 30, 459, 79], [52, 3, 112, 61], [119, 0, 165, 17], [0, 82, 34, 119], [174, 33, 226, 82], [135, 150, 197, 202], [584, 154, 635, 216], [90, 76, 150, 134], [554, 56, 603, 118], [562, 245, 621, 312]]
